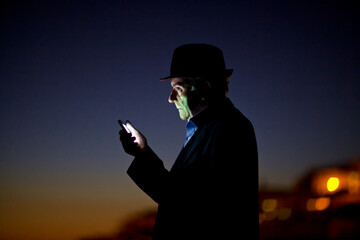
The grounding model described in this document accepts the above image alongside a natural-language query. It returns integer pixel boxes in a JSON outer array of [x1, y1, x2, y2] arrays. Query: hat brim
[[160, 69, 233, 81]]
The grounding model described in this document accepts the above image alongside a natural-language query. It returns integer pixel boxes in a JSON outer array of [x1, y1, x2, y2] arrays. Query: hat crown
[[161, 44, 232, 79]]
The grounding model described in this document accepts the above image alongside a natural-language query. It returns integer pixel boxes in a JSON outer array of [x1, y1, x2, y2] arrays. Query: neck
[[189, 104, 208, 119]]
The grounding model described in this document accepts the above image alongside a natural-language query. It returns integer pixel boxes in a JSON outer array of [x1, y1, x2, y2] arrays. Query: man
[[119, 44, 258, 239]]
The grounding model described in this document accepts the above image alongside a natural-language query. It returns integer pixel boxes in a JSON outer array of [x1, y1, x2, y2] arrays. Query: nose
[[168, 89, 177, 103]]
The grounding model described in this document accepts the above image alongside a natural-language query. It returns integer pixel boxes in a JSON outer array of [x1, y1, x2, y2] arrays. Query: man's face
[[168, 78, 192, 121]]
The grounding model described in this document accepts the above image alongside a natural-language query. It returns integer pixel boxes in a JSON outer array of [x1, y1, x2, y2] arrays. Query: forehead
[[170, 78, 186, 87]]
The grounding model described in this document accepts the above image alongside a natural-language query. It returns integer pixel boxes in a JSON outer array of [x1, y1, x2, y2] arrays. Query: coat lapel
[[170, 125, 207, 172]]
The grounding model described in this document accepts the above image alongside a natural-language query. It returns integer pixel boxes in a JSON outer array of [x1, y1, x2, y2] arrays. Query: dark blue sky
[[1, 1, 359, 238]]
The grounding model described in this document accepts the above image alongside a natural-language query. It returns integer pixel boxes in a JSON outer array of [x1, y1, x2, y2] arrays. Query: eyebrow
[[171, 81, 185, 88]]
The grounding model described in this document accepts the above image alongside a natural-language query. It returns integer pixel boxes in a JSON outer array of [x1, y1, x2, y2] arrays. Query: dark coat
[[127, 97, 258, 240]]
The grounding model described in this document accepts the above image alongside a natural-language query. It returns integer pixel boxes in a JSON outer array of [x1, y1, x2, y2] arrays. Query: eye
[[175, 86, 184, 93]]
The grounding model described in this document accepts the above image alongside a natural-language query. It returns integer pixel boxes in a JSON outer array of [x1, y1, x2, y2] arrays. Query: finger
[[125, 121, 138, 134], [119, 130, 135, 142], [119, 129, 130, 137]]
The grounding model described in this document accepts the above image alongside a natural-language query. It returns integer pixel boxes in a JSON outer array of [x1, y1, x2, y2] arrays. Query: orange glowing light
[[306, 197, 331, 211], [264, 211, 277, 221], [327, 177, 339, 192], [259, 213, 265, 224], [306, 198, 316, 211], [262, 199, 277, 212], [348, 171, 360, 193], [315, 197, 330, 211]]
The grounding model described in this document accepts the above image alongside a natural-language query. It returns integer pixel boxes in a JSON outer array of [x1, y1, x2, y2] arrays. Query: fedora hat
[[160, 43, 233, 80]]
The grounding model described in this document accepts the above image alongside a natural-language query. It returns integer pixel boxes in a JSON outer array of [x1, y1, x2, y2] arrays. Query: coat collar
[[170, 97, 235, 172], [190, 97, 234, 127]]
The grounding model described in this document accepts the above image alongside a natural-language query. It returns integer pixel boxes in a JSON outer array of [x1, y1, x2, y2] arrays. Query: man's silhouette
[[119, 44, 258, 239]]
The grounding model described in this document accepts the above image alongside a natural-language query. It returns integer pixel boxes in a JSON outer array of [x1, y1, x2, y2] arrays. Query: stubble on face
[[169, 78, 193, 121]]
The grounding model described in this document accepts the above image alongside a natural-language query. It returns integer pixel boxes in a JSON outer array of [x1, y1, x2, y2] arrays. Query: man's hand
[[119, 121, 148, 156]]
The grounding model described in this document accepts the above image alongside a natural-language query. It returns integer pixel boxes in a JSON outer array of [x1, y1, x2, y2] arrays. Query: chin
[[179, 113, 189, 121], [178, 110, 188, 120]]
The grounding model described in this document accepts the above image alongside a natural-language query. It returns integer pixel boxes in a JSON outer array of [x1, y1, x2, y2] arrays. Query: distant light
[[315, 197, 330, 211], [306, 197, 331, 211], [348, 171, 360, 193], [327, 177, 340, 192], [262, 199, 277, 212], [306, 198, 316, 211], [259, 213, 265, 224], [278, 208, 292, 220], [264, 210, 278, 221]]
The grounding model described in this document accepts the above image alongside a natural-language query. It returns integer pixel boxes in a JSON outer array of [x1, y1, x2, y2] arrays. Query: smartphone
[[118, 120, 131, 134]]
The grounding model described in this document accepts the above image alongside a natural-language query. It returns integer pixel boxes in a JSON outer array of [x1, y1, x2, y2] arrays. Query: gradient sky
[[1, 1, 359, 239]]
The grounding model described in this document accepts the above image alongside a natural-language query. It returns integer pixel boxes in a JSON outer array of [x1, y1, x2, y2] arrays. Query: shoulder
[[195, 98, 256, 141], [216, 101, 255, 134]]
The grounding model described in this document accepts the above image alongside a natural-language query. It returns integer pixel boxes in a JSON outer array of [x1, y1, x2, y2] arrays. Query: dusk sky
[[1, 1, 359, 239]]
